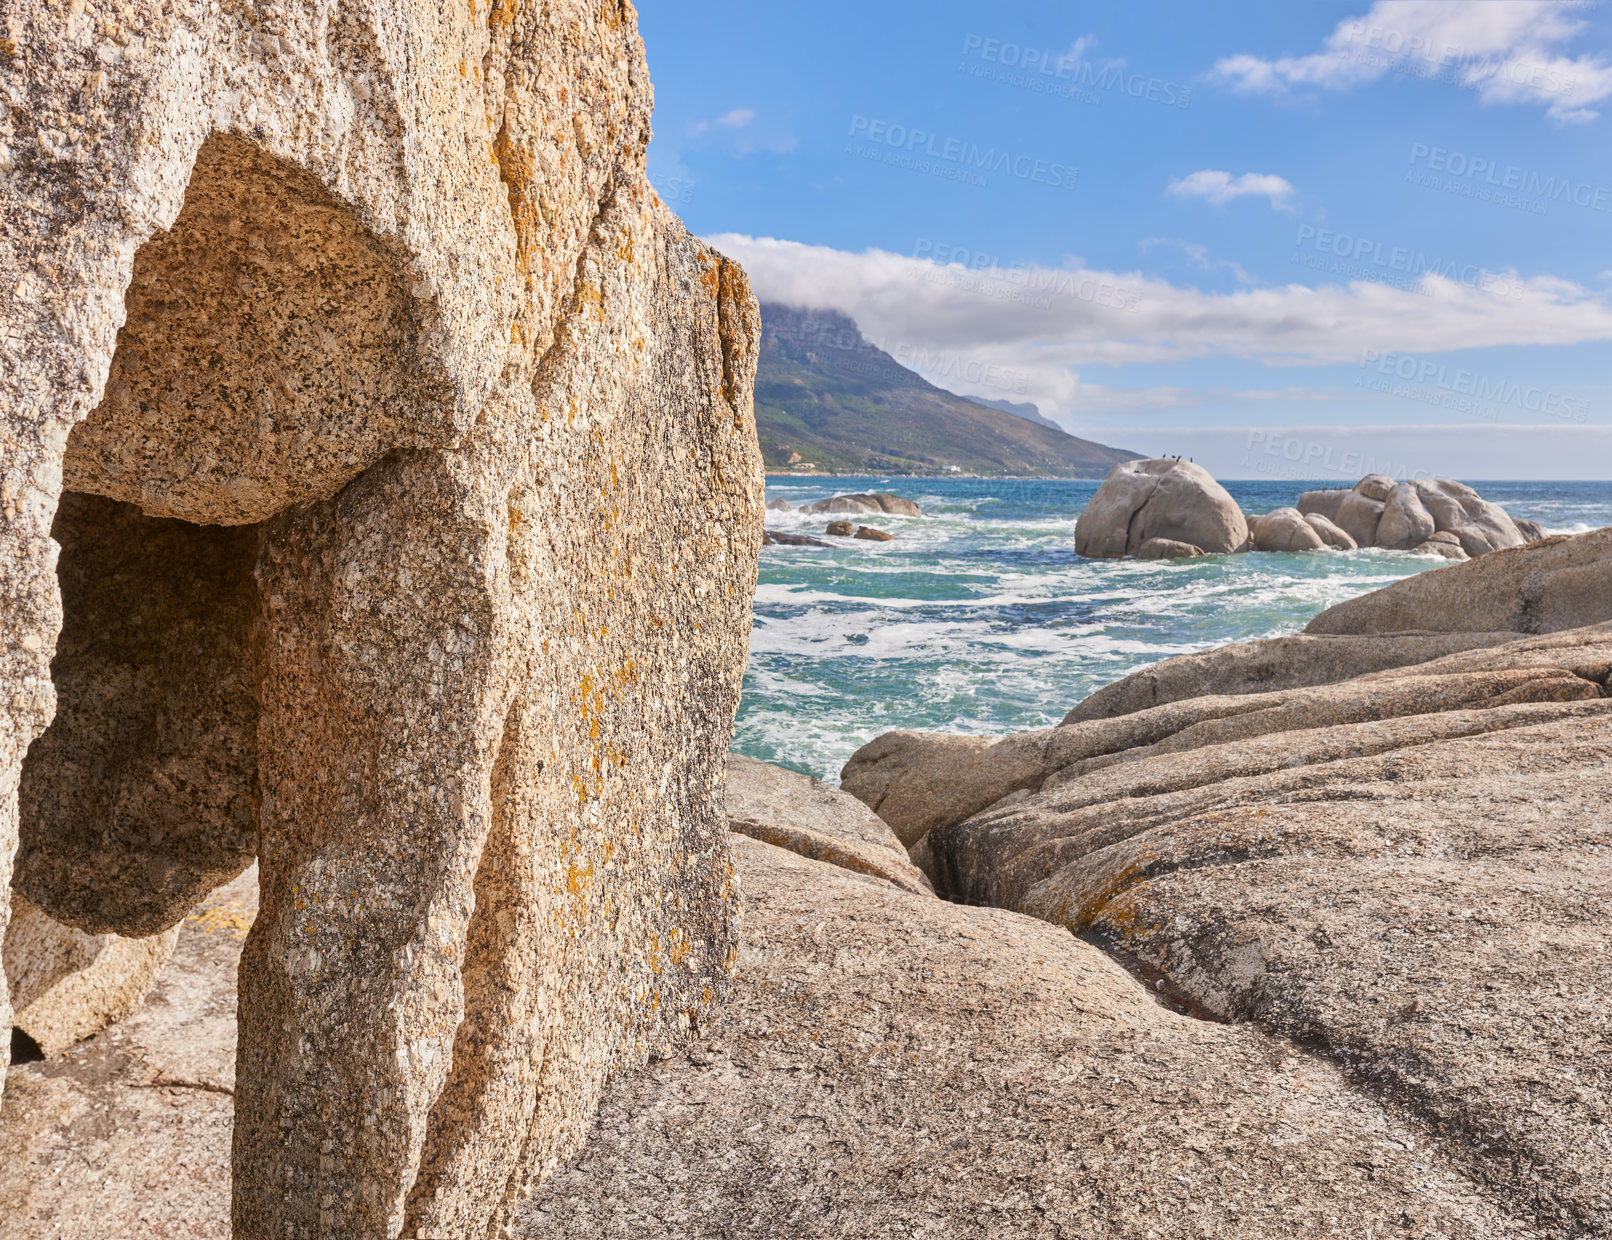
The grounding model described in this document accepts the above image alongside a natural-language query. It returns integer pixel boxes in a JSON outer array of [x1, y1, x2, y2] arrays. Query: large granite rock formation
[[845, 632, 1609, 850], [1249, 506, 1325, 552], [848, 605, 1612, 1235], [0, 2, 762, 1234], [1075, 459, 1249, 557], [1308, 528, 1612, 636], [1061, 630, 1520, 722], [518, 836, 1532, 1239], [0, 846, 1541, 1240], [1299, 477, 1526, 556]]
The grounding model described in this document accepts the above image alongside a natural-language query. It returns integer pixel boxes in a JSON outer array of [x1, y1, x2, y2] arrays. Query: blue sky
[[639, 1, 1612, 479]]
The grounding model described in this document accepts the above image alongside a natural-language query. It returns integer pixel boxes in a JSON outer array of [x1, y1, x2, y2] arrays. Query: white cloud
[[690, 108, 756, 136], [1166, 169, 1296, 210], [1212, 0, 1612, 122], [706, 233, 1612, 418], [1060, 35, 1099, 66]]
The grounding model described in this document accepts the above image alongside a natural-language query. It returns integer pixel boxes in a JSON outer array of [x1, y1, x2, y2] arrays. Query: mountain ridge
[[753, 304, 1140, 477]]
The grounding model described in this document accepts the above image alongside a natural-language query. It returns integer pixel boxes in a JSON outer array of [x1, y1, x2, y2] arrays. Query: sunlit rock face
[[0, 0, 763, 1234]]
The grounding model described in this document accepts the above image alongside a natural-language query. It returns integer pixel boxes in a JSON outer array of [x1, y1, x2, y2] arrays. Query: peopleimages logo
[[847, 116, 1078, 191], [1292, 224, 1523, 299], [1244, 430, 1426, 482], [1359, 350, 1590, 423], [1407, 144, 1612, 215], [958, 35, 1192, 109], [912, 239, 1143, 313]]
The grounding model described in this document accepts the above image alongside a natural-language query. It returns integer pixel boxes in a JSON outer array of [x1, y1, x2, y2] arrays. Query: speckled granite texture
[[0, 0, 762, 1235]]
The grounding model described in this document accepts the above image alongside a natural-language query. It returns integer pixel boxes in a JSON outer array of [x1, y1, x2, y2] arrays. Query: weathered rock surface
[[807, 492, 921, 517], [1061, 629, 1522, 723], [1333, 487, 1385, 547], [1517, 518, 1548, 543], [724, 755, 931, 894], [3, 893, 180, 1058], [1375, 482, 1436, 550], [1135, 536, 1205, 559], [0, 847, 1538, 1240], [518, 837, 1536, 1239], [1308, 528, 1612, 636], [1250, 507, 1325, 552], [1302, 511, 1356, 549], [0, 867, 256, 1239], [854, 642, 1609, 852], [1414, 536, 1470, 560], [825, 520, 854, 536], [908, 627, 1612, 1237], [1075, 459, 1249, 557], [840, 730, 1045, 848], [1414, 477, 1525, 555], [0, 2, 761, 1233], [853, 525, 894, 541], [1296, 488, 1349, 522]]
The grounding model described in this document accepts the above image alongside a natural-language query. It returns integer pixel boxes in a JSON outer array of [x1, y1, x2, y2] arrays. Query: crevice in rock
[[9, 1027, 45, 1065], [1081, 937, 1227, 1023], [532, 170, 621, 388], [403, 704, 526, 1228]]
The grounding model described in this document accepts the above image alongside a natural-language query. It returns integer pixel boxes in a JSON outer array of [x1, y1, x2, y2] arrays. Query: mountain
[[966, 396, 1062, 432], [753, 304, 1140, 477]]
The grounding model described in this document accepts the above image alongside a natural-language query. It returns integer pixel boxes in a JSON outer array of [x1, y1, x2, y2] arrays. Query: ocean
[[735, 476, 1612, 783]]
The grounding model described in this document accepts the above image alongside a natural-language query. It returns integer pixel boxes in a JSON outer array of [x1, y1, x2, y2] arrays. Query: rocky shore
[[7, 526, 1608, 1238], [1077, 458, 1542, 561]]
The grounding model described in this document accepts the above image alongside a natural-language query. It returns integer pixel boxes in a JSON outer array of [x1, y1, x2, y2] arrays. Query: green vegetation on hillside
[[754, 304, 1140, 477]]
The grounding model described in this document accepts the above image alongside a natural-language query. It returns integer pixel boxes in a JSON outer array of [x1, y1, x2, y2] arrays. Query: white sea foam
[[741, 477, 1612, 779]]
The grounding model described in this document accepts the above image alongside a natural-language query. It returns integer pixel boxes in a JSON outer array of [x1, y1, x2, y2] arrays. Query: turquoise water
[[736, 476, 1612, 782]]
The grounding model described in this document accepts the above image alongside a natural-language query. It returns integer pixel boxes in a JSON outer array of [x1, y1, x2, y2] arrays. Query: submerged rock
[[762, 529, 830, 547], [853, 525, 895, 541], [1075, 459, 1249, 557], [807, 492, 922, 516], [1135, 536, 1205, 559]]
